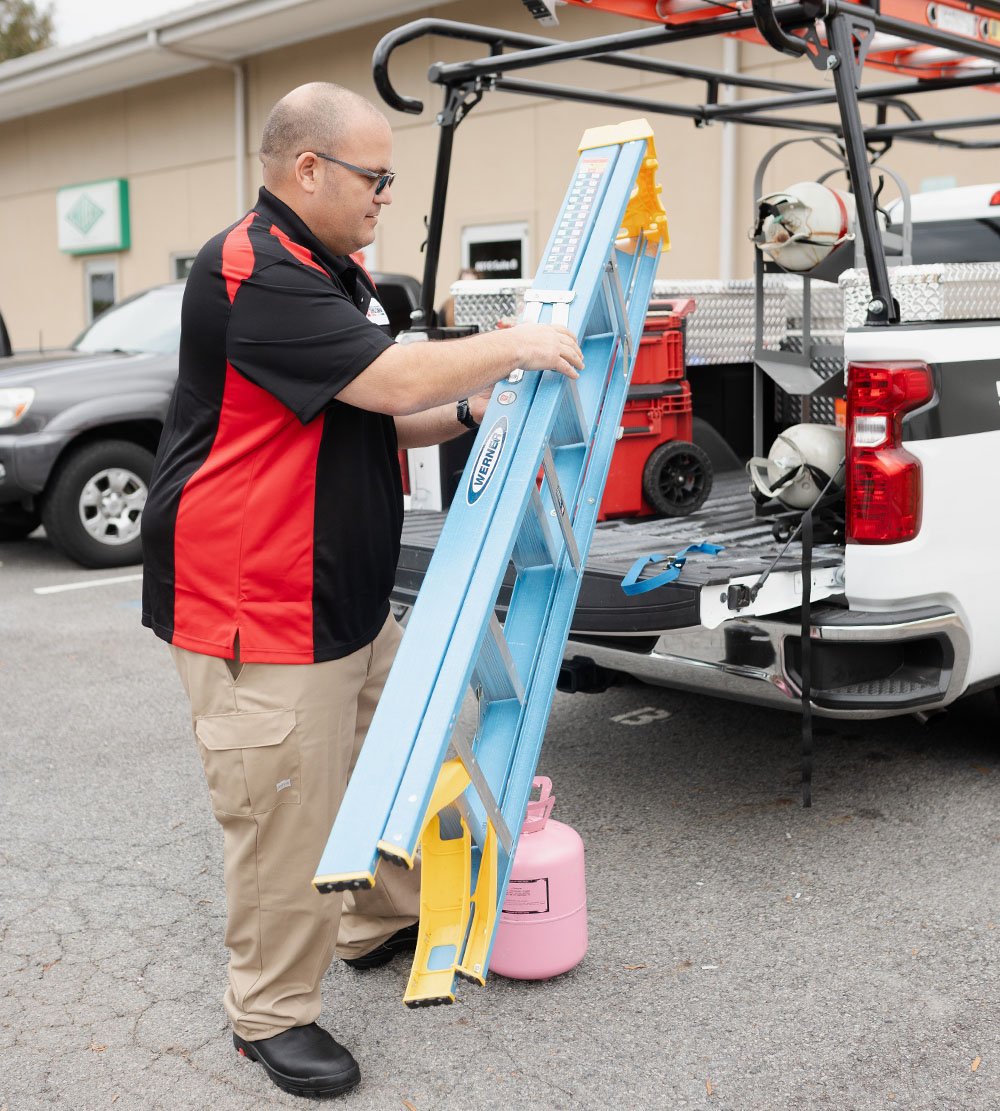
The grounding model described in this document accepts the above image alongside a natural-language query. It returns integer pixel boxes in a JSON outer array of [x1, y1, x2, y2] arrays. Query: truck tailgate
[[394, 470, 844, 634]]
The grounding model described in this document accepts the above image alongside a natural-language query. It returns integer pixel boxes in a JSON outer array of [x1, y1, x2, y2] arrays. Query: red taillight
[[990, 188, 1000, 206], [846, 361, 933, 543]]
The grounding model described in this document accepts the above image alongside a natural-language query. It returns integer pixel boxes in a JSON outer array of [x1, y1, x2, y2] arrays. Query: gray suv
[[0, 273, 420, 569], [0, 283, 183, 567]]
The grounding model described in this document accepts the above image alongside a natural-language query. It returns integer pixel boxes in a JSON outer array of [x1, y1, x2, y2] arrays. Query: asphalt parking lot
[[2, 530, 998, 1111]]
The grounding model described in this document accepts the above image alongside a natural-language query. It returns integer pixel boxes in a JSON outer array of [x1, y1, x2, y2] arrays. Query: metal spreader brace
[[312, 119, 669, 1007]]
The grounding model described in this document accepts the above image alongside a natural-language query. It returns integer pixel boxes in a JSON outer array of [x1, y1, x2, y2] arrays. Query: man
[[141, 82, 582, 1100]]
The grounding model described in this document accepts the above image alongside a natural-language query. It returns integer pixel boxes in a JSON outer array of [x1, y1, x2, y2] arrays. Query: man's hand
[[505, 323, 584, 380], [468, 324, 583, 423]]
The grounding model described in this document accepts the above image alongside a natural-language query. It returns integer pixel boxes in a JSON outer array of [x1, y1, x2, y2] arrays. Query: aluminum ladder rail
[[313, 118, 668, 1006]]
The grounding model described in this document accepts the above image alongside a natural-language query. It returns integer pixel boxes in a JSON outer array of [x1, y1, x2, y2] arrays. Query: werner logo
[[467, 418, 508, 504]]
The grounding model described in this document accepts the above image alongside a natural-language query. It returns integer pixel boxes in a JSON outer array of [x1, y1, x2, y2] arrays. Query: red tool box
[[598, 298, 713, 520], [629, 297, 693, 384]]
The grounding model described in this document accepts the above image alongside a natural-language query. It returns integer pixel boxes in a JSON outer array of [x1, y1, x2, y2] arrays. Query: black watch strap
[[456, 399, 480, 430]]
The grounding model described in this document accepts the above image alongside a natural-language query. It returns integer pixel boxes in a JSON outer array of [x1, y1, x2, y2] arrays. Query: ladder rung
[[602, 256, 634, 369], [512, 484, 559, 571], [450, 729, 514, 856], [540, 444, 582, 572], [550, 377, 589, 447], [454, 696, 521, 860], [473, 613, 526, 706]]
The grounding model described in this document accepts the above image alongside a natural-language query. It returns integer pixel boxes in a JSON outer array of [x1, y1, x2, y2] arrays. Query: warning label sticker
[[502, 877, 550, 915]]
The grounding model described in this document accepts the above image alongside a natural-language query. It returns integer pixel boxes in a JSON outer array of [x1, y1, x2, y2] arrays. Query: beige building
[[0, 0, 997, 348]]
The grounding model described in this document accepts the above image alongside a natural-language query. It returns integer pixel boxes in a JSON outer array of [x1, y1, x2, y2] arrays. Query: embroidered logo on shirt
[[366, 298, 390, 325]]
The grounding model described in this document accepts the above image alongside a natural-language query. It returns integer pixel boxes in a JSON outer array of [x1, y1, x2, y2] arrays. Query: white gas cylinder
[[754, 180, 856, 271]]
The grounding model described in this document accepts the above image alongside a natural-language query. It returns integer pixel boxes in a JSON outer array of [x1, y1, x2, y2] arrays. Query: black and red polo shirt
[[141, 187, 400, 664]]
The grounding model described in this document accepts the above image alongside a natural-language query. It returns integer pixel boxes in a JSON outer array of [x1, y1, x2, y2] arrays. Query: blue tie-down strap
[[621, 543, 725, 596]]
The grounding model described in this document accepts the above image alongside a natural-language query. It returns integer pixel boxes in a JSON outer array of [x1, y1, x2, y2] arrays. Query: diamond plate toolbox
[[840, 263, 1000, 327], [452, 277, 796, 366]]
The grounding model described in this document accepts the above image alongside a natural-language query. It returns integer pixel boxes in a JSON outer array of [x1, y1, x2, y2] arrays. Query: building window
[[85, 260, 117, 324], [461, 222, 530, 279], [172, 253, 196, 280]]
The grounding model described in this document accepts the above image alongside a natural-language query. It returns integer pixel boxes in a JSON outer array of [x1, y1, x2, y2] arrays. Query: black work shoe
[[233, 1022, 360, 1098], [341, 923, 419, 971]]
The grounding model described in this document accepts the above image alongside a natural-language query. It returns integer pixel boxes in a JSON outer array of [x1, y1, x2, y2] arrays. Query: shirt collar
[[253, 187, 359, 290]]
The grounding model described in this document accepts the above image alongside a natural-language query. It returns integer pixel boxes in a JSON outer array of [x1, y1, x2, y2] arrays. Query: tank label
[[502, 877, 550, 914]]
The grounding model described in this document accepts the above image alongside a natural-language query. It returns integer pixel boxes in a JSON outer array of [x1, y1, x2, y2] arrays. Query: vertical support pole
[[753, 251, 766, 458], [418, 111, 457, 327], [416, 82, 481, 327], [825, 12, 898, 325], [718, 37, 740, 283]]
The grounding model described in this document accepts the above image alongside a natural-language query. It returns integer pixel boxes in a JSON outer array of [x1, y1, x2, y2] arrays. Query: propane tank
[[490, 777, 587, 981], [753, 181, 856, 271], [747, 423, 846, 509]]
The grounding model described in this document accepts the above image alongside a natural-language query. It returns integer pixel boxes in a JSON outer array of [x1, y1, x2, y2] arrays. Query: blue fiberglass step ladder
[[313, 119, 668, 1007]]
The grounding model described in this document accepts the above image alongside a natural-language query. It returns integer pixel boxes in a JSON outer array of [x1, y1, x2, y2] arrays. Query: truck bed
[[393, 470, 843, 636]]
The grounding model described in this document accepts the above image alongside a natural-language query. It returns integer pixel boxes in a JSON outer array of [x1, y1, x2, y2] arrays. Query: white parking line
[[34, 573, 143, 595]]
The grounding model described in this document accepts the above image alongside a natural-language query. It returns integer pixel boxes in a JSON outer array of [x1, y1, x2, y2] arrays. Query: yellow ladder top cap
[[578, 117, 655, 152], [575, 118, 668, 247]]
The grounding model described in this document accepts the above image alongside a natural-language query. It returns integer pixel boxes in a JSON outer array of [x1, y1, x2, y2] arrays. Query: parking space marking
[[611, 706, 672, 726], [34, 573, 143, 595]]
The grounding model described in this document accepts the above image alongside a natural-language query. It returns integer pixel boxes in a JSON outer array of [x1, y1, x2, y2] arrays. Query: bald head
[[260, 82, 386, 186], [257, 82, 394, 256]]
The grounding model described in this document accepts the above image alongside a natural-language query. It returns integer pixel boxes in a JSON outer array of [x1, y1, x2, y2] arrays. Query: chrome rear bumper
[[565, 604, 970, 720]]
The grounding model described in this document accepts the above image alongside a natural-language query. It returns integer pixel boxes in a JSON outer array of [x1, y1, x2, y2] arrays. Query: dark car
[[0, 273, 421, 569]]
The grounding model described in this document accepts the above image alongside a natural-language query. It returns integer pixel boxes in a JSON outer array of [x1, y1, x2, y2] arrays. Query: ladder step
[[540, 443, 582, 572], [511, 484, 560, 571], [472, 614, 526, 706], [549, 378, 589, 447]]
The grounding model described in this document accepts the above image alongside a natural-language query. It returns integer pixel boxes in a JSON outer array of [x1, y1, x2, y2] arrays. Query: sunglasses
[[311, 152, 395, 195]]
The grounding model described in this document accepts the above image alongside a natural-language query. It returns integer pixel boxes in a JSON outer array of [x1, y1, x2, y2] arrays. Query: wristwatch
[[456, 399, 480, 430]]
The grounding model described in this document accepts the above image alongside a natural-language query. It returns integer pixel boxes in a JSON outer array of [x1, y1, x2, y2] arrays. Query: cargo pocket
[[194, 708, 300, 817]]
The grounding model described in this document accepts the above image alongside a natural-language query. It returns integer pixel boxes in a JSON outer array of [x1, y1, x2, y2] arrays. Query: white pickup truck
[[375, 9, 1000, 725]]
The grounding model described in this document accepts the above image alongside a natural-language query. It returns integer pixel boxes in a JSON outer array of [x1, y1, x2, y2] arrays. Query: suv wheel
[[42, 440, 153, 568]]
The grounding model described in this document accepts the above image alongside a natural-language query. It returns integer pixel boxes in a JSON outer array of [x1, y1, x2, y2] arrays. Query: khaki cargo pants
[[170, 614, 420, 1041]]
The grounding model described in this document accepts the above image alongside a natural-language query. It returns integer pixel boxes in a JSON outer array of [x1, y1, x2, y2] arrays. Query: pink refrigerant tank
[[490, 777, 587, 981]]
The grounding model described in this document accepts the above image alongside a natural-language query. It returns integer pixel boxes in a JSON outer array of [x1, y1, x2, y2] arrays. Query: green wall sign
[[57, 179, 130, 254]]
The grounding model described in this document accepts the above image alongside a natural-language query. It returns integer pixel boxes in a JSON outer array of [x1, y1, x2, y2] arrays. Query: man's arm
[[335, 323, 582, 417], [394, 385, 495, 450], [394, 404, 470, 450]]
